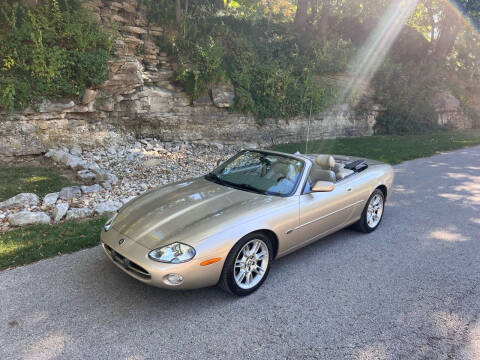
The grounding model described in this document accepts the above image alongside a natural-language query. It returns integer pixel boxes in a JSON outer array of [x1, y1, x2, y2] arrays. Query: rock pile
[[0, 140, 240, 231]]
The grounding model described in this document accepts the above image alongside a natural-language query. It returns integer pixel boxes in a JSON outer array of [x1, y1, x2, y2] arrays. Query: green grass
[[272, 130, 480, 164], [2, 129, 480, 271], [0, 218, 106, 270], [0, 167, 75, 202]]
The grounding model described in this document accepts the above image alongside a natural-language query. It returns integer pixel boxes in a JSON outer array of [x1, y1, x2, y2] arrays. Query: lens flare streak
[[340, 0, 420, 105]]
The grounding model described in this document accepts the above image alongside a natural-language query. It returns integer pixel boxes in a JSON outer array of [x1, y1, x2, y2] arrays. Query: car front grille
[[104, 244, 151, 280]]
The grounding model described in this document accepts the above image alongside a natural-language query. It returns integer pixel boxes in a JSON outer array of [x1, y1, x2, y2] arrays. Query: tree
[[294, 0, 309, 28]]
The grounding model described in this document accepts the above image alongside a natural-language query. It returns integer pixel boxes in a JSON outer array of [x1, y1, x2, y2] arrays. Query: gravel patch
[[0, 140, 240, 231]]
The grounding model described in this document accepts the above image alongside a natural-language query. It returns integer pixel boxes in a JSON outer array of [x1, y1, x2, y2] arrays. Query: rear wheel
[[354, 189, 385, 233], [219, 232, 273, 296]]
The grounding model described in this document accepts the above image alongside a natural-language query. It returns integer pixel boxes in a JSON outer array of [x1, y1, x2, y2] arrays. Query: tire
[[354, 189, 385, 233], [219, 232, 273, 296]]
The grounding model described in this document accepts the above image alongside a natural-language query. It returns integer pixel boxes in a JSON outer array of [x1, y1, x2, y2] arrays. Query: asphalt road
[[1, 146, 480, 360]]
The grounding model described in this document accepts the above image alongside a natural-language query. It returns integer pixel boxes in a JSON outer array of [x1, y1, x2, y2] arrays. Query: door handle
[[346, 187, 352, 192]]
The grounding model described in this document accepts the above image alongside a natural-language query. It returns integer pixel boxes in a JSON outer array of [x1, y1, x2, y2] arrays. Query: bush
[[371, 61, 439, 134], [162, 16, 346, 119], [0, 0, 115, 112]]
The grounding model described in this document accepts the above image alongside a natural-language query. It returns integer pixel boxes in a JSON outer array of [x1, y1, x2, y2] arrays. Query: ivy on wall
[[0, 0, 115, 112]]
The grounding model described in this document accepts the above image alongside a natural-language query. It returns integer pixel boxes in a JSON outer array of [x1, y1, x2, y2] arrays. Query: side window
[[303, 180, 311, 194]]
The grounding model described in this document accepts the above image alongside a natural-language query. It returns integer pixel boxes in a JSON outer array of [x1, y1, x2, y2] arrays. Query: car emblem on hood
[[118, 238, 125, 245]]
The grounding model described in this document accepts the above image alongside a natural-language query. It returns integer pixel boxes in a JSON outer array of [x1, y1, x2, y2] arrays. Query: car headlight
[[104, 212, 118, 232], [148, 242, 196, 263]]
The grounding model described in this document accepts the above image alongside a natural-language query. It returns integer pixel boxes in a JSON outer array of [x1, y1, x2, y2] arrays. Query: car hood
[[112, 177, 280, 249]]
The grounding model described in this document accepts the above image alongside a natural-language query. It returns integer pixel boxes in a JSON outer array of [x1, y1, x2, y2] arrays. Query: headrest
[[315, 155, 335, 169]]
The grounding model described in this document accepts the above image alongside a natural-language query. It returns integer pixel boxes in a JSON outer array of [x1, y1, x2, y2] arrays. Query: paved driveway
[[1, 146, 480, 360]]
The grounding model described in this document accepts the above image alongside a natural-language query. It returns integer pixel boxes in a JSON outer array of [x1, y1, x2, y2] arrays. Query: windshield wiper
[[205, 173, 269, 195], [206, 174, 266, 195], [205, 172, 229, 186]]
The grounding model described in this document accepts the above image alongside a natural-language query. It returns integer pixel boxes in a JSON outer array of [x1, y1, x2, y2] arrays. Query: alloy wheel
[[366, 193, 384, 228], [233, 239, 269, 289]]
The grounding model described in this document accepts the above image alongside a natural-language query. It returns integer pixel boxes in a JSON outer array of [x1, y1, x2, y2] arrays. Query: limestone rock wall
[[0, 0, 380, 157], [434, 90, 473, 129]]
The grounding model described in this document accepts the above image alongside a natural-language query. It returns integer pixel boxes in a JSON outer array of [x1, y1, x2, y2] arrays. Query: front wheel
[[354, 189, 385, 233], [219, 232, 273, 296]]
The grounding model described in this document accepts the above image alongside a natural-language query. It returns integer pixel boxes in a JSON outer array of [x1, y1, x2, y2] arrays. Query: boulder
[[193, 95, 213, 107], [122, 25, 148, 35], [59, 186, 82, 200], [94, 200, 121, 216], [211, 83, 235, 108], [70, 145, 83, 156], [45, 149, 85, 170], [53, 202, 69, 222], [433, 90, 461, 112], [77, 170, 96, 182], [43, 192, 59, 207], [0, 193, 40, 210], [64, 154, 86, 170], [45, 149, 69, 163], [66, 207, 94, 220], [85, 162, 103, 175], [38, 100, 75, 113], [106, 172, 119, 185], [8, 211, 51, 226], [107, 146, 117, 155], [212, 142, 224, 151], [88, 166, 115, 183], [81, 184, 103, 194], [82, 89, 97, 104]]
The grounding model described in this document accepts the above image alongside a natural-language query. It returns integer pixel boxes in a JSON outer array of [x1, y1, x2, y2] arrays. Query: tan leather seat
[[316, 154, 354, 181], [309, 167, 336, 183], [333, 163, 354, 180], [315, 155, 335, 169]]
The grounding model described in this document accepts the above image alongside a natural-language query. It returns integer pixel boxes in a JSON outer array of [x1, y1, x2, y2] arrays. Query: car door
[[297, 176, 360, 246]]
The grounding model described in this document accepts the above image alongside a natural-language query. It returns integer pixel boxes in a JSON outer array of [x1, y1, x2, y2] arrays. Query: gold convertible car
[[101, 149, 394, 296]]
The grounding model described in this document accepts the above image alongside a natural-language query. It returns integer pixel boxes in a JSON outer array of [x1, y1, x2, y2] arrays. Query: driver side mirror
[[216, 159, 222, 166], [311, 180, 334, 192]]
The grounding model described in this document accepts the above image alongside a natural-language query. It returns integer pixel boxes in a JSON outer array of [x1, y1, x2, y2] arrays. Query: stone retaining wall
[[0, 0, 472, 158]]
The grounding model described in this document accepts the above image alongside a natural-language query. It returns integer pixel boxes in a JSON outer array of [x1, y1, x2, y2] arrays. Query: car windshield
[[206, 151, 304, 196]]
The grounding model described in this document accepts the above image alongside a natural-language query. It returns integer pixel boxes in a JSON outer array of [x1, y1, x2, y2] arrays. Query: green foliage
[[161, 16, 349, 119], [371, 61, 440, 134], [0, 0, 115, 112], [176, 36, 226, 99]]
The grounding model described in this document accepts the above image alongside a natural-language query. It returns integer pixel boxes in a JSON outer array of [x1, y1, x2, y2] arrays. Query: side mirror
[[311, 180, 334, 192], [216, 159, 222, 166]]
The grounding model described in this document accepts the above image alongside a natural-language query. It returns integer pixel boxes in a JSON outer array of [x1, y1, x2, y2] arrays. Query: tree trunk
[[309, 0, 318, 22], [226, 0, 231, 15], [294, 0, 309, 29], [432, 5, 460, 59], [265, 0, 272, 22], [176, 0, 181, 24], [318, 1, 330, 39]]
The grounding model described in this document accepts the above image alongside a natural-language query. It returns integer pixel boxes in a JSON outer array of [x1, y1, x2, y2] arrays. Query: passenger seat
[[315, 154, 354, 181]]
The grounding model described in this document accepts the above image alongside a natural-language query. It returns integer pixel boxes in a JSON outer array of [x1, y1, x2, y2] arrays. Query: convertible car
[[101, 149, 394, 296]]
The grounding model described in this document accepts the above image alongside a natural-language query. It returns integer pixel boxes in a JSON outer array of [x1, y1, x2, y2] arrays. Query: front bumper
[[100, 227, 225, 290]]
